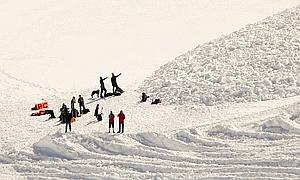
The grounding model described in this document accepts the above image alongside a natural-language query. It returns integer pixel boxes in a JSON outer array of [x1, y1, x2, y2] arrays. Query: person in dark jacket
[[60, 103, 68, 123], [117, 110, 125, 133], [65, 112, 72, 133], [111, 73, 121, 94], [141, 92, 149, 102], [100, 76, 108, 98], [108, 111, 115, 133], [71, 96, 76, 117], [78, 95, 86, 115], [94, 104, 102, 121]]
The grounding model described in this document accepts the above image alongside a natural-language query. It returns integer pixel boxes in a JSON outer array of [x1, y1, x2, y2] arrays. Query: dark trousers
[[109, 122, 114, 133], [61, 115, 66, 123], [71, 108, 76, 117], [112, 85, 119, 94], [79, 104, 85, 114], [65, 122, 71, 133], [118, 122, 124, 133], [100, 87, 107, 98]]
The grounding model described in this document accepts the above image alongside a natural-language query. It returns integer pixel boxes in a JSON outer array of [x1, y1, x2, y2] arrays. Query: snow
[[141, 5, 300, 106], [0, 1, 300, 179], [1, 63, 300, 178]]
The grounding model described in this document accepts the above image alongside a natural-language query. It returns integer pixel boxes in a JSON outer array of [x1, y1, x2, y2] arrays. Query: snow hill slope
[[1, 4, 300, 179], [1, 63, 300, 179], [141, 5, 300, 106]]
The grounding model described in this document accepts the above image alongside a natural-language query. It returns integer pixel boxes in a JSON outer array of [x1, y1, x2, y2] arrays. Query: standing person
[[100, 76, 108, 98], [117, 110, 125, 133], [65, 111, 72, 133], [71, 96, 76, 117], [111, 73, 121, 94], [108, 111, 115, 133], [78, 95, 86, 115], [94, 104, 103, 121], [60, 103, 68, 123]]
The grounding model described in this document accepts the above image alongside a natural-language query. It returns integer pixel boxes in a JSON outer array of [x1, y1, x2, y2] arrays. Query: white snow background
[[1, 0, 300, 179]]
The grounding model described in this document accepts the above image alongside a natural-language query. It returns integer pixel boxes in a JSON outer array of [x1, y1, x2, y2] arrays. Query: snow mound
[[260, 116, 300, 134], [134, 132, 195, 151], [33, 132, 79, 160], [141, 5, 300, 106], [207, 125, 291, 140], [175, 131, 228, 147]]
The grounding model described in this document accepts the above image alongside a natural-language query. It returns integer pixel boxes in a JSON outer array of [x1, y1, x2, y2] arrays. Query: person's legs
[[69, 123, 71, 132], [118, 122, 121, 133], [65, 122, 68, 133], [121, 122, 124, 133], [71, 109, 75, 117], [79, 105, 83, 114], [104, 88, 107, 97], [112, 122, 115, 133], [62, 116, 66, 123], [100, 88, 104, 98]]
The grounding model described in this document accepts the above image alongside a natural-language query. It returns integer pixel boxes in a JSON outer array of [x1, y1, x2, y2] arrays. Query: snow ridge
[[141, 5, 300, 106], [2, 115, 299, 179]]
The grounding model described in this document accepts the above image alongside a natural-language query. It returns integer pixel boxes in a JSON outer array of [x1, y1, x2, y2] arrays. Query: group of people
[[99, 73, 123, 98], [141, 92, 161, 104], [60, 95, 88, 133], [94, 106, 126, 133], [59, 72, 126, 133], [44, 72, 160, 134]]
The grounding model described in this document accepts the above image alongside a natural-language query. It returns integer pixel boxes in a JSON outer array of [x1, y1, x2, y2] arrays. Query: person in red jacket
[[117, 110, 125, 133], [108, 111, 115, 133]]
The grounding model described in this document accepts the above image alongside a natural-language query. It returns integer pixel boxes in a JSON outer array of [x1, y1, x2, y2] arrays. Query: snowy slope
[[1, 67, 300, 179], [141, 5, 300, 106], [1, 2, 300, 180]]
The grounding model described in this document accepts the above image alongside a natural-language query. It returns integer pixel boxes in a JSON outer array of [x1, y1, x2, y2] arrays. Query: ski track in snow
[[0, 70, 300, 179]]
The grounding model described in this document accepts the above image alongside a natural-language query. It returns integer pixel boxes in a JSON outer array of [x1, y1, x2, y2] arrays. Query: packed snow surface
[[142, 5, 300, 106]]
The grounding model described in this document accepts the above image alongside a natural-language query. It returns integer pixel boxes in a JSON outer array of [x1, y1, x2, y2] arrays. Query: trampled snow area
[[1, 2, 300, 180]]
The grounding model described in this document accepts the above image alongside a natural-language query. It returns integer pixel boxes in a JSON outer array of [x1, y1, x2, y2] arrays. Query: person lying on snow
[[31, 109, 56, 119], [151, 98, 161, 104]]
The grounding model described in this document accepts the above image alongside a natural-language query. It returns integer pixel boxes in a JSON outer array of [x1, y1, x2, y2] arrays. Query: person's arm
[[116, 73, 121, 77], [103, 77, 108, 80]]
